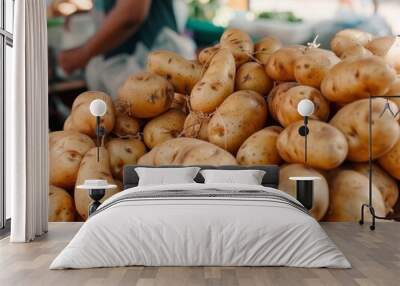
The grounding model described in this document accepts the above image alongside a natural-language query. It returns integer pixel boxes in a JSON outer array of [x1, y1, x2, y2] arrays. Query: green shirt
[[94, 0, 177, 58]]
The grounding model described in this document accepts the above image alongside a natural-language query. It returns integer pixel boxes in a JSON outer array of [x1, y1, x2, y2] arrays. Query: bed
[[50, 165, 350, 269]]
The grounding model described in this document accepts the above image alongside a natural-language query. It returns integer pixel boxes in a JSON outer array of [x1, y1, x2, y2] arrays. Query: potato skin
[[330, 29, 373, 57], [321, 56, 396, 104], [198, 45, 220, 67], [236, 126, 282, 165], [190, 49, 236, 113], [70, 91, 115, 137], [235, 62, 273, 95], [254, 36, 282, 65], [143, 109, 186, 148], [138, 137, 237, 166], [330, 98, 399, 162], [49, 131, 95, 190], [378, 135, 400, 179], [365, 36, 400, 74], [49, 185, 75, 222], [182, 111, 210, 141], [219, 28, 254, 66], [279, 164, 329, 220], [277, 120, 348, 170], [340, 45, 373, 61], [106, 138, 146, 180], [325, 170, 385, 221], [147, 50, 202, 94], [267, 82, 299, 121], [112, 114, 141, 137], [208, 90, 268, 153], [118, 71, 174, 118]]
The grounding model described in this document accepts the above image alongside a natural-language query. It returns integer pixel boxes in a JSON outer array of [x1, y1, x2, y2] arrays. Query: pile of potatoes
[[49, 28, 400, 223]]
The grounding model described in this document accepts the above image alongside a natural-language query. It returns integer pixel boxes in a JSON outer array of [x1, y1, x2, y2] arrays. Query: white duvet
[[50, 183, 351, 269]]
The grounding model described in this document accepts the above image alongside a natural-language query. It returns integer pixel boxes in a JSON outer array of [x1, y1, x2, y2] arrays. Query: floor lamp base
[[359, 203, 400, 231]]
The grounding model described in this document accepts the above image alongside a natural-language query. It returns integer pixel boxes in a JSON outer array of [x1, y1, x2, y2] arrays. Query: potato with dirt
[[208, 90, 268, 153], [190, 49, 236, 113], [236, 126, 282, 165], [267, 82, 299, 121], [117, 71, 174, 118], [112, 114, 141, 137], [198, 45, 220, 67], [147, 50, 203, 94], [182, 111, 210, 141], [143, 109, 186, 149], [277, 120, 348, 170], [138, 137, 237, 166], [219, 28, 254, 66], [330, 29, 373, 57], [340, 45, 373, 61], [365, 35, 400, 74], [330, 98, 399, 162], [378, 136, 400, 179], [254, 36, 282, 65], [235, 62, 273, 95], [49, 185, 75, 222]]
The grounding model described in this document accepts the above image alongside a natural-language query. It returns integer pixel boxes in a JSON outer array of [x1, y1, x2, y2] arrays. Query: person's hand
[[58, 46, 91, 75]]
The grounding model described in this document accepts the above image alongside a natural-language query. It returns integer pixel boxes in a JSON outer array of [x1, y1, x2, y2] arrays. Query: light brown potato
[[365, 36, 400, 74], [138, 137, 237, 166], [63, 115, 76, 131], [49, 131, 95, 189], [182, 111, 210, 141], [219, 28, 254, 66], [147, 50, 202, 94], [378, 135, 400, 179], [267, 82, 299, 121], [198, 44, 220, 67], [330, 29, 373, 57], [330, 98, 399, 162], [349, 162, 399, 213], [321, 56, 396, 104], [235, 62, 273, 95], [279, 164, 329, 221], [275, 85, 330, 127], [294, 48, 340, 88], [254, 36, 282, 65], [74, 147, 119, 220], [208, 90, 268, 153], [265, 45, 306, 81], [171, 93, 189, 114], [277, 120, 348, 170], [106, 138, 146, 180], [384, 76, 400, 110], [325, 170, 386, 221], [236, 126, 282, 165], [118, 71, 174, 118], [70, 91, 115, 137], [112, 114, 141, 137], [143, 109, 186, 148], [49, 185, 75, 222], [190, 49, 236, 113], [340, 45, 373, 61]]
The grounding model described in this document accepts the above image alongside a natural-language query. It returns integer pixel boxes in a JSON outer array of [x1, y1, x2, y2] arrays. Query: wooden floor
[[0, 222, 399, 286]]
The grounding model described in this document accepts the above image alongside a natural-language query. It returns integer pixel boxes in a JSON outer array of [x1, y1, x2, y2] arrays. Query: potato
[[265, 45, 306, 81], [117, 71, 174, 118], [63, 115, 75, 131], [349, 162, 399, 213], [198, 44, 220, 67], [106, 138, 146, 180], [275, 85, 330, 127], [182, 111, 210, 141], [340, 45, 373, 61], [279, 164, 329, 221], [138, 137, 237, 166], [219, 28, 254, 66], [74, 147, 119, 220], [365, 36, 400, 74], [190, 49, 236, 113], [330, 29, 373, 57], [70, 91, 115, 137], [49, 185, 75, 222], [378, 135, 400, 179], [277, 120, 348, 170], [254, 36, 282, 65], [112, 114, 141, 137], [321, 56, 396, 104], [235, 62, 273, 95], [208, 90, 267, 153], [236, 126, 282, 165], [147, 50, 202, 94], [49, 131, 95, 189], [294, 48, 340, 88], [267, 82, 299, 121], [325, 170, 386, 221], [330, 98, 399, 161], [143, 109, 186, 148], [171, 93, 189, 114]]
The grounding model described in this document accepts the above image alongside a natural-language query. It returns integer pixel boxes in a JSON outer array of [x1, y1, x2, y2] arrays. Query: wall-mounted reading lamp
[[89, 99, 107, 162]]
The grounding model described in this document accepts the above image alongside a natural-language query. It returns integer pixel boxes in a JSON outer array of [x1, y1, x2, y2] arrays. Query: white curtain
[[7, 0, 49, 242]]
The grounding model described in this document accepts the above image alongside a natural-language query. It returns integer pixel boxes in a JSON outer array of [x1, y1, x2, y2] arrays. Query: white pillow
[[135, 167, 200, 186], [200, 169, 266, 185]]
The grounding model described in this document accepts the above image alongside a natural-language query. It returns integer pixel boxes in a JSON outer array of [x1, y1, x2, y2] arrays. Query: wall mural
[[48, 28, 400, 223]]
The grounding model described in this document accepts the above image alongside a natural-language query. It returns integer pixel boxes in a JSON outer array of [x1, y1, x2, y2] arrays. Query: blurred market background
[[47, 0, 400, 130]]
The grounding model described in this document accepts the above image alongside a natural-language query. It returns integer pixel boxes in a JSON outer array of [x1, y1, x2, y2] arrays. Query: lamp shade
[[89, 99, 107, 117], [297, 99, 315, 117]]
